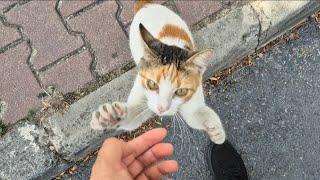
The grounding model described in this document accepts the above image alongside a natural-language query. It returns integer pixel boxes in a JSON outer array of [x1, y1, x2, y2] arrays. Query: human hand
[[90, 128, 178, 180]]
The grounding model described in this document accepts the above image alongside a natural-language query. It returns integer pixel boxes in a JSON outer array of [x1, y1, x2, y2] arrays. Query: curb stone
[[250, 1, 320, 48], [194, 4, 260, 79], [1, 1, 319, 179], [196, 1, 320, 79], [0, 121, 69, 180], [42, 69, 137, 161]]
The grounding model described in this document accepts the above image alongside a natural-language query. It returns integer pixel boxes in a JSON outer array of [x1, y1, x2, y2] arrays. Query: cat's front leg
[[90, 102, 128, 130], [91, 101, 154, 131], [91, 76, 153, 131], [199, 106, 226, 144], [203, 112, 226, 144], [181, 105, 226, 144]]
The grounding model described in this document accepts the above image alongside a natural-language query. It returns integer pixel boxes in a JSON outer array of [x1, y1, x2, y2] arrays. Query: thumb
[[91, 138, 126, 180], [97, 137, 125, 167]]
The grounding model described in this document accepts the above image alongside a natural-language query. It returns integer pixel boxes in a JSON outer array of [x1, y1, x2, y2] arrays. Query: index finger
[[123, 128, 167, 164]]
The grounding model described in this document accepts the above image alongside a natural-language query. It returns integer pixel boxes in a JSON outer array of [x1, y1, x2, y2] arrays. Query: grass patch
[[0, 121, 6, 136]]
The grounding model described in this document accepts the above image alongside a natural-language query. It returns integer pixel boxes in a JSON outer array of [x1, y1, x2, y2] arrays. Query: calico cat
[[90, 0, 226, 144]]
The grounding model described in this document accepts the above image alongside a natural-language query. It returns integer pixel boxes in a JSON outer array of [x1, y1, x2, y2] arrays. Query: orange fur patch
[[134, 0, 152, 14], [140, 64, 200, 101], [158, 24, 194, 50]]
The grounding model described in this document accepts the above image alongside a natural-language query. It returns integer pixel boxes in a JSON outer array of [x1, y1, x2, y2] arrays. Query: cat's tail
[[134, 0, 153, 14]]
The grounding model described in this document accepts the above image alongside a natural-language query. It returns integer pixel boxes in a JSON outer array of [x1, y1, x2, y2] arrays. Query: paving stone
[[40, 50, 94, 94], [0, 121, 60, 179], [119, 0, 177, 35], [175, 0, 222, 25], [59, 0, 95, 17], [5, 1, 83, 69], [43, 69, 138, 161], [119, 0, 166, 25], [0, 42, 41, 124], [0, 21, 20, 48], [118, 1, 135, 25], [68, 1, 131, 76]]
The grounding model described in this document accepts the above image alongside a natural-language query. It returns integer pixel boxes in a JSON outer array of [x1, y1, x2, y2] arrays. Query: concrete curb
[[42, 69, 136, 161], [1, 1, 319, 179], [197, 1, 320, 79], [0, 121, 69, 180]]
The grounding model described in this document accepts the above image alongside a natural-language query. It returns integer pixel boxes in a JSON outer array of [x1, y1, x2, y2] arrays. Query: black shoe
[[207, 140, 248, 180]]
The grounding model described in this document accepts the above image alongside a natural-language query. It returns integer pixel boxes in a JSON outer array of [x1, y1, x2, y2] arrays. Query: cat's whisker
[[178, 113, 198, 148], [174, 114, 183, 140], [177, 115, 186, 139], [129, 104, 148, 117], [134, 104, 147, 111], [136, 100, 148, 107], [131, 107, 153, 123], [177, 113, 199, 155], [172, 116, 176, 142], [140, 108, 154, 118], [176, 114, 191, 155], [169, 116, 176, 142], [174, 114, 185, 154]]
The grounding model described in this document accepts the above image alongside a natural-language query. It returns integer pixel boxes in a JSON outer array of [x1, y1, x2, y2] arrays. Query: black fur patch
[[150, 41, 190, 69]]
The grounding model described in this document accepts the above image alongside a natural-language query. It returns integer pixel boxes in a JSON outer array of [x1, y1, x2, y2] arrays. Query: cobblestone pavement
[[0, 1, 223, 124]]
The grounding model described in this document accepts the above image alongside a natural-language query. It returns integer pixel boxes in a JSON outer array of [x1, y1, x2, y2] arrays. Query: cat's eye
[[175, 88, 189, 97], [147, 79, 159, 90]]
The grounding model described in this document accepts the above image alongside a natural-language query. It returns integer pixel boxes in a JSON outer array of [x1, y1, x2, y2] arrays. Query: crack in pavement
[[55, 0, 99, 80], [64, 0, 102, 21], [115, 0, 128, 38], [38, 45, 87, 73], [2, 0, 31, 14], [248, 3, 263, 53]]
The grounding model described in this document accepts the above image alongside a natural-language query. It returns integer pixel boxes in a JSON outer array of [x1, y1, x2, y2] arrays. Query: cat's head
[[138, 24, 214, 116]]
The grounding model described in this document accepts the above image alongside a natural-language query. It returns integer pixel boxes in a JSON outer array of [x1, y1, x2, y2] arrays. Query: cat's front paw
[[90, 102, 127, 130], [204, 121, 226, 144]]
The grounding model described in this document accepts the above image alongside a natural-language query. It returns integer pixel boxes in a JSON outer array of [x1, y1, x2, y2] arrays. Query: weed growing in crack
[[0, 121, 6, 136]]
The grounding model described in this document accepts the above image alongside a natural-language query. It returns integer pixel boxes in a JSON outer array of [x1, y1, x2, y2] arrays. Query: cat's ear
[[186, 49, 214, 74], [139, 23, 156, 48], [139, 23, 163, 57]]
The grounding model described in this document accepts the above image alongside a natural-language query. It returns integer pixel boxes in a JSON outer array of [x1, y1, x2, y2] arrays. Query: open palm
[[91, 128, 178, 180]]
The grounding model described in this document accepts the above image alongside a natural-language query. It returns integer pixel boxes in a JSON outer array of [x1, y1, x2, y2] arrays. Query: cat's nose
[[158, 105, 169, 114]]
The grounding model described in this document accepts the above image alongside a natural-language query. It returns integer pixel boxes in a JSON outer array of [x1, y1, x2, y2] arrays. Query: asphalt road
[[201, 20, 320, 180], [64, 20, 320, 180]]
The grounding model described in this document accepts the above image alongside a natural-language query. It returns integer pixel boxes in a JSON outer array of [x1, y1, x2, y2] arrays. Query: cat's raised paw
[[90, 102, 127, 130], [204, 121, 226, 144]]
